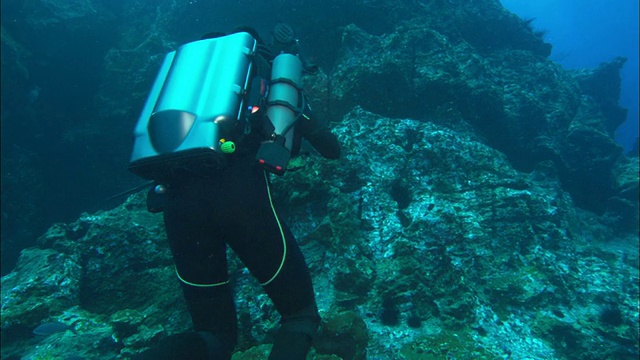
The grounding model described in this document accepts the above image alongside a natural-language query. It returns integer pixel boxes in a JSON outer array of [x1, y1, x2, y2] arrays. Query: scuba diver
[[128, 23, 341, 359]]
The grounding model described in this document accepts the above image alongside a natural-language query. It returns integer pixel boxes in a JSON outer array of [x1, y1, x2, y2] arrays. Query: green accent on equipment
[[220, 141, 236, 154]]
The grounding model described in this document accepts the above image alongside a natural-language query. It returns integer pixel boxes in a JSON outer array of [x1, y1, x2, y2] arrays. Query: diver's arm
[[297, 105, 341, 159], [304, 128, 341, 159]]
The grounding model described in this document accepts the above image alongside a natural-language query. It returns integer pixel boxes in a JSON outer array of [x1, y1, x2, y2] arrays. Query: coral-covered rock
[[2, 108, 637, 359], [1, 247, 82, 327], [1, 1, 637, 359], [314, 310, 369, 360], [324, 19, 626, 222], [573, 57, 628, 135]]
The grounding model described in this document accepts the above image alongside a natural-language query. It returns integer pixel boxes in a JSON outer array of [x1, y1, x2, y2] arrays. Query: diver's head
[[271, 22, 298, 54]]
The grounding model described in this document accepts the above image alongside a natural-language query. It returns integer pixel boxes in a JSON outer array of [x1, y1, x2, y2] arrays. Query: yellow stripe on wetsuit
[[260, 171, 287, 286], [176, 171, 287, 288]]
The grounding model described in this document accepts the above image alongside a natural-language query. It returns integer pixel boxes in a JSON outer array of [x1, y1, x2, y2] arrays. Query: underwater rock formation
[[573, 57, 628, 135], [320, 20, 633, 225], [3, 108, 638, 359], [2, 0, 635, 277], [1, 0, 637, 359]]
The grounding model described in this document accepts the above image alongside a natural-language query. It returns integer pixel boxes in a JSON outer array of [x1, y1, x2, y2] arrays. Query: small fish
[[27, 85, 41, 103], [33, 321, 78, 336]]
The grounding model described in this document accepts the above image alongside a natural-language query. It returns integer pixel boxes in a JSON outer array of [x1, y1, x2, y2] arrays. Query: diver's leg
[[181, 285, 237, 359], [233, 223, 320, 359], [260, 224, 320, 360], [163, 177, 238, 358], [225, 167, 320, 359]]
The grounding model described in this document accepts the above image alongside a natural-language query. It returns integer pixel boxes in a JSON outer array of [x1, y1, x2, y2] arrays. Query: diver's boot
[[132, 331, 219, 360], [183, 285, 238, 359], [197, 331, 233, 360], [268, 304, 321, 360], [269, 331, 313, 360]]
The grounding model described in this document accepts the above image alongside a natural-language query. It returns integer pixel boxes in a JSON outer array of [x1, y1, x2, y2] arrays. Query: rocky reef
[[2, 106, 638, 358], [1, 0, 638, 359]]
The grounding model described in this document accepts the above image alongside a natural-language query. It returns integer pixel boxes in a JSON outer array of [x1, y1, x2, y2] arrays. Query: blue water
[[501, 0, 639, 153]]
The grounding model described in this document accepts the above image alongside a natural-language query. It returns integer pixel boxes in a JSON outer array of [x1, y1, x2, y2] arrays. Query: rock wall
[[1, 0, 637, 359], [2, 0, 636, 277], [2, 108, 637, 359]]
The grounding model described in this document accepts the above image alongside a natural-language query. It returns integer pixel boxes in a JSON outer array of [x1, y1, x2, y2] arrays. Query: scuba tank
[[128, 32, 257, 181], [256, 53, 304, 175]]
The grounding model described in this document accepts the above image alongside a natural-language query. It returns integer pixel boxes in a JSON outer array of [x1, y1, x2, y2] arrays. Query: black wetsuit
[[141, 108, 340, 359], [133, 24, 340, 359]]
